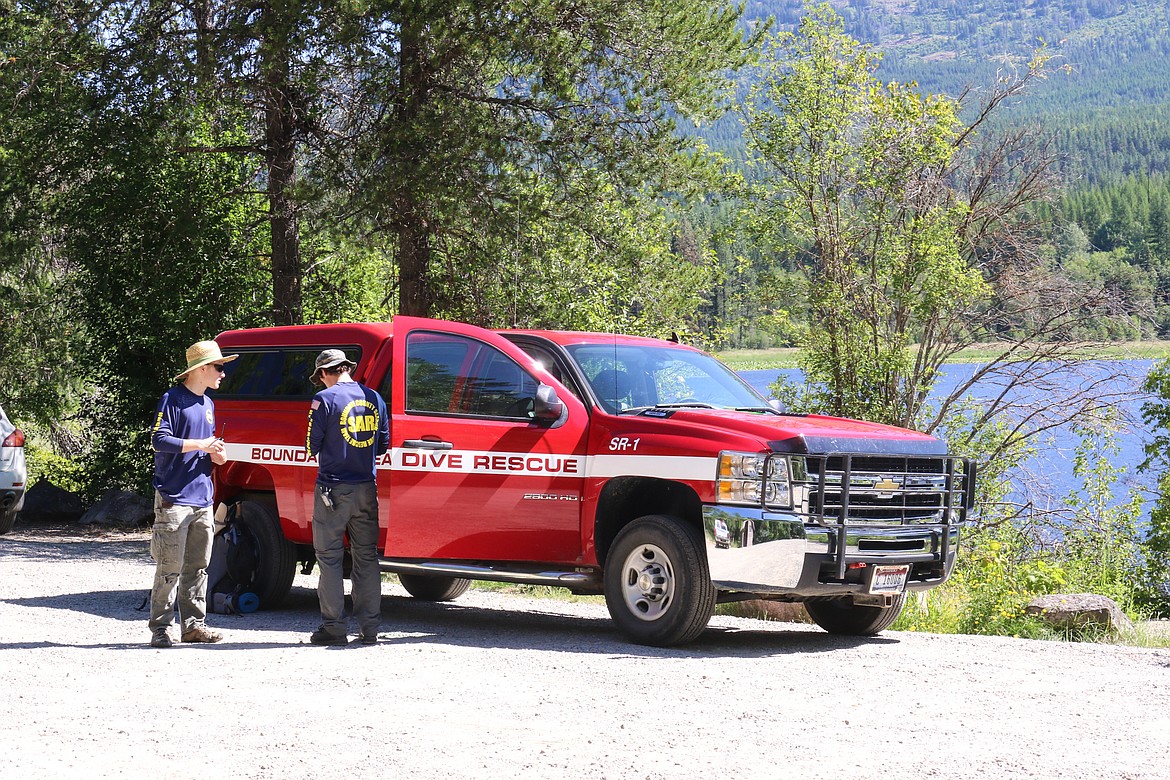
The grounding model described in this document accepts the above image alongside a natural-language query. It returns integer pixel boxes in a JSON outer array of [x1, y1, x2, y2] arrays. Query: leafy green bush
[[951, 527, 1065, 638], [1134, 473, 1170, 616], [1055, 421, 1146, 612], [23, 441, 87, 495], [1139, 361, 1170, 615], [898, 418, 1154, 639]]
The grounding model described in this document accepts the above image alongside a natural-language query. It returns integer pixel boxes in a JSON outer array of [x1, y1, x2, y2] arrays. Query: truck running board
[[380, 559, 603, 590]]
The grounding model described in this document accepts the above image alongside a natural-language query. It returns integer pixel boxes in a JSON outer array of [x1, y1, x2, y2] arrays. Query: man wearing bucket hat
[[146, 340, 237, 648], [304, 348, 389, 646]]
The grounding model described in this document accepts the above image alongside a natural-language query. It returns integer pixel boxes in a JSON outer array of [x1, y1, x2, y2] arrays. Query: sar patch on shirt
[[340, 399, 380, 448], [205, 408, 214, 425]]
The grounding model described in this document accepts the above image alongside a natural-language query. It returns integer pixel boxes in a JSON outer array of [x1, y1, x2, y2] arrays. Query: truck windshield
[[566, 343, 771, 415]]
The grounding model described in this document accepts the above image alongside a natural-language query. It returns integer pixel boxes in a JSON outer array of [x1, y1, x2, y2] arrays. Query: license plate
[[869, 564, 910, 594]]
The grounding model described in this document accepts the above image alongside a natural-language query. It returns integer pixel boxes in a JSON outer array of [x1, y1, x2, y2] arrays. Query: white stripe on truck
[[224, 443, 717, 482]]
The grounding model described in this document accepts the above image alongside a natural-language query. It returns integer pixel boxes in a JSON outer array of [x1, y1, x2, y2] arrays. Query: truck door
[[387, 317, 589, 563]]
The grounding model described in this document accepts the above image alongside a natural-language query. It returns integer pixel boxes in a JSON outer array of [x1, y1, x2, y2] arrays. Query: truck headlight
[[717, 452, 791, 509]]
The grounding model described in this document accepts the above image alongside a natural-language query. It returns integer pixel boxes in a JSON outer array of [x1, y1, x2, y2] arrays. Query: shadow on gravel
[[386, 599, 894, 658], [2, 532, 897, 658], [2, 584, 321, 625], [0, 537, 149, 563], [3, 588, 162, 623], [2, 584, 895, 658]]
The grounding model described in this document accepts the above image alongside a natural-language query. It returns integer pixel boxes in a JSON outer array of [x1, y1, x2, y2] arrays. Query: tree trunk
[[262, 3, 301, 325], [395, 15, 432, 318], [397, 200, 432, 316], [192, 1, 213, 89]]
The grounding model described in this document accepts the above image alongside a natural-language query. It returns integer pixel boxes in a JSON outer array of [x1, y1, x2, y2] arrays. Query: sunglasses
[[211, 363, 226, 373]]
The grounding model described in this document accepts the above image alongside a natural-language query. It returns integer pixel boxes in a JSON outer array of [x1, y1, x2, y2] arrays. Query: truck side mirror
[[769, 398, 785, 413], [533, 384, 565, 424]]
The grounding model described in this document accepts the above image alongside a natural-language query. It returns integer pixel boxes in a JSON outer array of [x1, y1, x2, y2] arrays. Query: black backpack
[[206, 504, 261, 614]]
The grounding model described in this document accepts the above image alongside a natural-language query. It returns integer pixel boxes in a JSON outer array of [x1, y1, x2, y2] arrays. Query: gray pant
[[312, 481, 382, 637], [148, 492, 214, 632]]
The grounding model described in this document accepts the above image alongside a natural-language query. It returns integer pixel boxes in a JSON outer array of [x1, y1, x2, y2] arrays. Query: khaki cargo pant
[[148, 492, 214, 633]]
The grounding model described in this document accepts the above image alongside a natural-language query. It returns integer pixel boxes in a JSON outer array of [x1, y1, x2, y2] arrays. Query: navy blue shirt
[[306, 380, 389, 485], [151, 384, 216, 507]]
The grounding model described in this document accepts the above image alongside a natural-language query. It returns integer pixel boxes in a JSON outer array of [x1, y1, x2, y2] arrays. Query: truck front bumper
[[702, 505, 961, 596]]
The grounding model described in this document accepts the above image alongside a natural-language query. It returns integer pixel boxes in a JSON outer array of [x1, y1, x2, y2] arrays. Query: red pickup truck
[[212, 316, 973, 646]]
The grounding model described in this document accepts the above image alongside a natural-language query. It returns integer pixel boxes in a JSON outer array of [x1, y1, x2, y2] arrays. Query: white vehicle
[[0, 402, 27, 535]]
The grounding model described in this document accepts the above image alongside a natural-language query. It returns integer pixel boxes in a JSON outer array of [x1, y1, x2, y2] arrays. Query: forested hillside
[[724, 0, 1170, 184], [684, 0, 1170, 348]]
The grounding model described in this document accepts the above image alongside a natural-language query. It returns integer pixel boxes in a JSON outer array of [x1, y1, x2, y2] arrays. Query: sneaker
[[357, 632, 378, 645], [150, 629, 173, 648], [181, 625, 223, 643], [309, 626, 347, 646]]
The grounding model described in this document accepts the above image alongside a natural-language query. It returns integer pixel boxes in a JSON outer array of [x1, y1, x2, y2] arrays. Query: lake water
[[737, 360, 1161, 520]]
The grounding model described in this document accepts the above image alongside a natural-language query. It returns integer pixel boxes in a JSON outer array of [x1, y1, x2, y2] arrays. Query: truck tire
[[233, 500, 297, 609], [603, 514, 716, 647], [0, 509, 16, 535], [804, 594, 906, 635], [397, 573, 472, 601]]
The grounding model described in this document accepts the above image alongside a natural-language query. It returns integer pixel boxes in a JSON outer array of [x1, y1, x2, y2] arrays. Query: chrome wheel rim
[[619, 543, 675, 621]]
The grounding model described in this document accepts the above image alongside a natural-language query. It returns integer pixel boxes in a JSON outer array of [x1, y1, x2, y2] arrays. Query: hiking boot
[[310, 626, 348, 646], [357, 632, 378, 645], [181, 625, 223, 643], [150, 629, 173, 648]]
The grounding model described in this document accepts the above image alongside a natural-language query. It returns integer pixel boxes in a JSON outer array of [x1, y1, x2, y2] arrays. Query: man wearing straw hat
[[146, 340, 237, 648], [304, 349, 389, 646]]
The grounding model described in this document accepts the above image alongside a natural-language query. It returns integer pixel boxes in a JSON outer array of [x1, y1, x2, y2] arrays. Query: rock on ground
[[1026, 592, 1136, 636]]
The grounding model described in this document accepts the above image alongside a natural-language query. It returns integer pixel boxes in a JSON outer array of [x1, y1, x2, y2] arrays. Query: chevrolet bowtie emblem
[[873, 478, 900, 491]]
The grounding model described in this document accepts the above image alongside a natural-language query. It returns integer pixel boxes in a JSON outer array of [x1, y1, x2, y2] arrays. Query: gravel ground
[[2, 524, 1169, 780]]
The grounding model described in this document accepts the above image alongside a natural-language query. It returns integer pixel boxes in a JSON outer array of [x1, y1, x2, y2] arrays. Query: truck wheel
[[397, 573, 472, 601], [233, 501, 297, 608], [804, 594, 906, 635], [603, 514, 716, 647], [0, 509, 16, 535]]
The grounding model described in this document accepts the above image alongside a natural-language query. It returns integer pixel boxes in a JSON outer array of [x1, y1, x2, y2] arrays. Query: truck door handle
[[402, 438, 454, 450]]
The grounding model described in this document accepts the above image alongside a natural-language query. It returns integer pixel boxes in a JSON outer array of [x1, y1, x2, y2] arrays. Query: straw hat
[[174, 340, 239, 381]]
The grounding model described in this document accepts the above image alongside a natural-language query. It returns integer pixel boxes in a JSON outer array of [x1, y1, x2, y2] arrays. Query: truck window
[[512, 341, 586, 401], [406, 335, 468, 413], [217, 348, 351, 399], [407, 332, 537, 419], [568, 343, 767, 413]]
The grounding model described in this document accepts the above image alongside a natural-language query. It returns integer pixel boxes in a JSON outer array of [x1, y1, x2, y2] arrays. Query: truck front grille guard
[[766, 453, 976, 581]]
